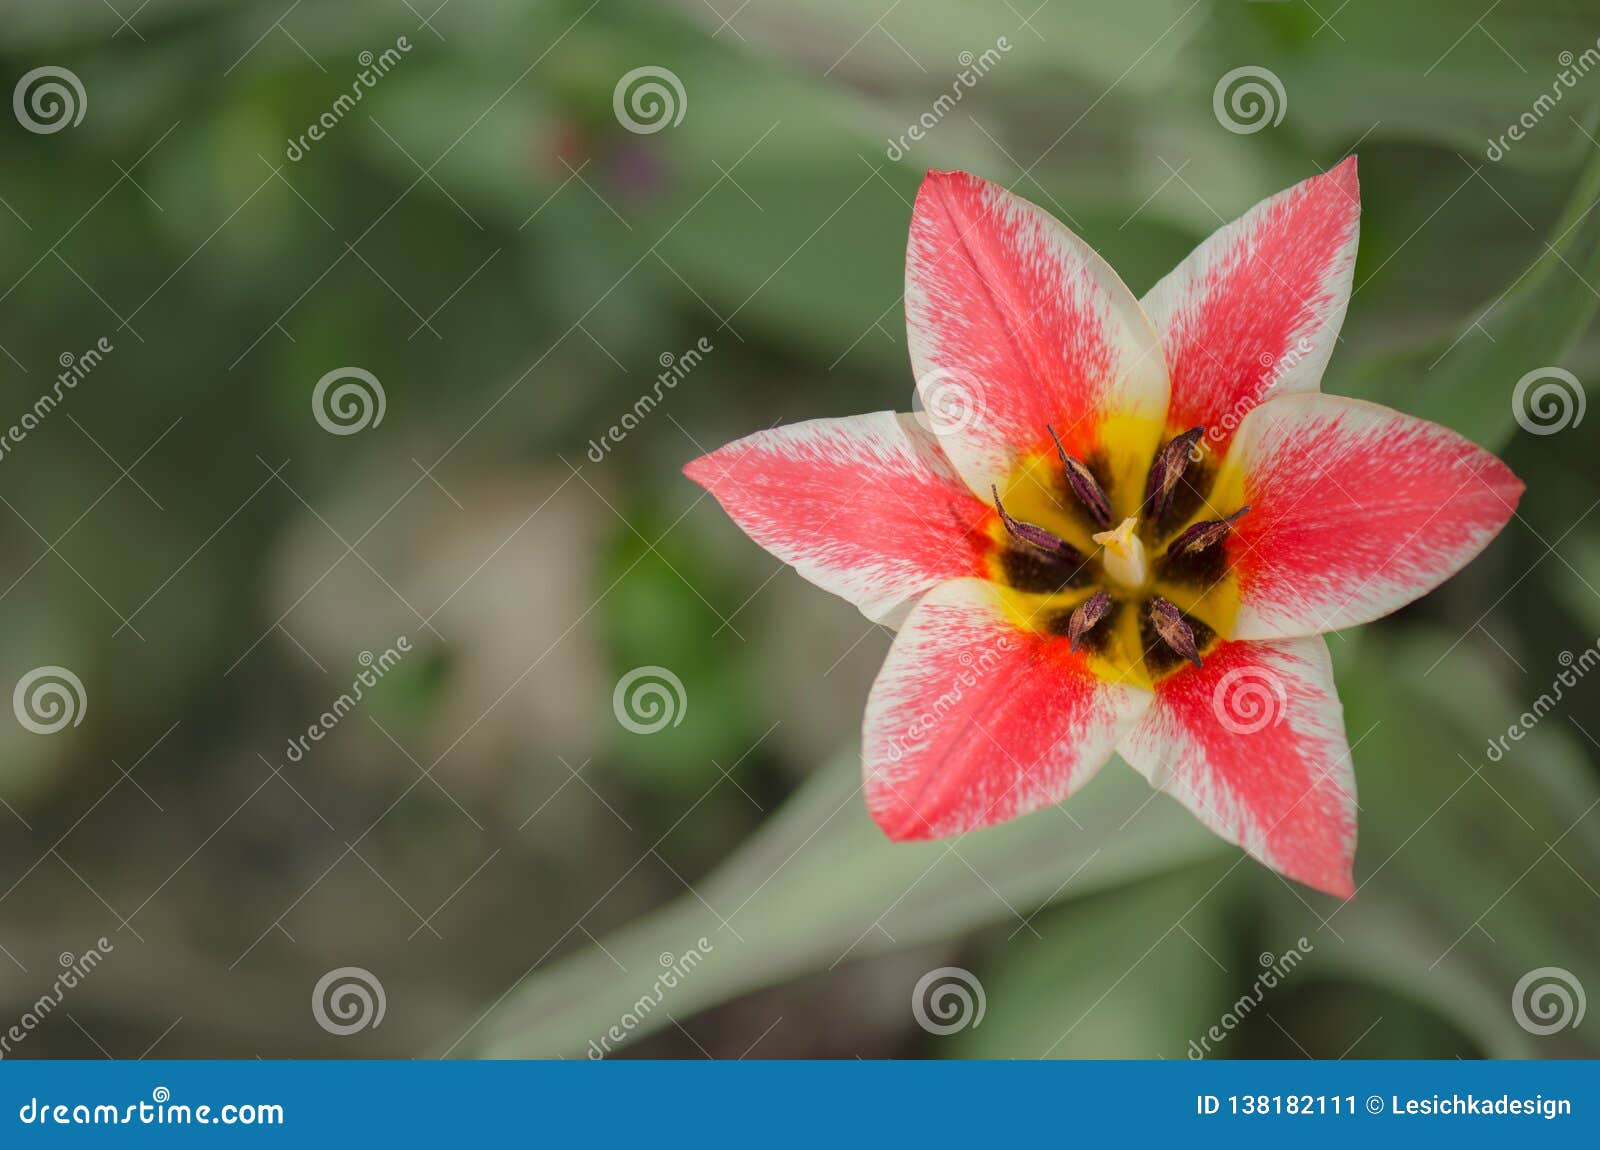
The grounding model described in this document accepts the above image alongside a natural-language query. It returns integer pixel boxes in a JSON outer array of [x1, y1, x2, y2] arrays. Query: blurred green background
[[1, 0, 1598, 1059]]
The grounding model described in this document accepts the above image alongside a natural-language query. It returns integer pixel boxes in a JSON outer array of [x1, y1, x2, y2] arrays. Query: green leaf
[[459, 751, 1227, 1058], [1290, 628, 1600, 1057], [1334, 143, 1600, 450], [949, 866, 1240, 1060], [1202, 1, 1600, 168]]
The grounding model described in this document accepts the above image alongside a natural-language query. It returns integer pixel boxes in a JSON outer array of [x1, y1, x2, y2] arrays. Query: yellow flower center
[[984, 421, 1249, 688]]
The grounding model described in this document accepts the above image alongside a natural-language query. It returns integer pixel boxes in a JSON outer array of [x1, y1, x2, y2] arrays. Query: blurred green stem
[[460, 749, 1225, 1058]]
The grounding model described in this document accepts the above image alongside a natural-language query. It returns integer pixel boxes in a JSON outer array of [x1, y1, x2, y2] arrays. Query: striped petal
[[863, 578, 1151, 840], [905, 170, 1169, 502], [684, 413, 989, 626], [1119, 636, 1356, 898], [1142, 158, 1360, 455], [1214, 394, 1523, 640]]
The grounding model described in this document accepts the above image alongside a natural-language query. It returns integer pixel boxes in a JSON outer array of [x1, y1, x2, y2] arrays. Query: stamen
[[1047, 424, 1112, 527], [1066, 589, 1112, 652], [1165, 506, 1251, 558], [1148, 596, 1202, 669], [991, 486, 1074, 555], [1143, 426, 1205, 522]]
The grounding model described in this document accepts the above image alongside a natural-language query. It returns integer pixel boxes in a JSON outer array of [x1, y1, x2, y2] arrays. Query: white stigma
[[1093, 516, 1148, 588]]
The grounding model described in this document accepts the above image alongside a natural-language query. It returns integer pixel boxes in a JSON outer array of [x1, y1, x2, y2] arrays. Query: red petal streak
[[1119, 636, 1356, 898], [1143, 159, 1360, 453], [863, 579, 1151, 840], [1224, 394, 1524, 640], [684, 413, 990, 626], [906, 171, 1168, 494]]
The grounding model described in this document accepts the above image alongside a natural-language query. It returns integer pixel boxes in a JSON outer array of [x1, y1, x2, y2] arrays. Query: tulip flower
[[685, 160, 1522, 897]]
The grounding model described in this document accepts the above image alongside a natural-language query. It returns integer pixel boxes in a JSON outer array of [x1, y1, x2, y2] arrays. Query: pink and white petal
[[1119, 636, 1356, 898], [1217, 393, 1523, 640], [863, 578, 1151, 840], [905, 170, 1169, 496], [684, 412, 990, 626], [1142, 158, 1360, 452]]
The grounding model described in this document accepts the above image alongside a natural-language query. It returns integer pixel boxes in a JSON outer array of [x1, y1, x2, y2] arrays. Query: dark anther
[[1046, 424, 1112, 527], [1148, 596, 1202, 669], [991, 486, 1074, 555], [1166, 506, 1251, 558], [1143, 427, 1206, 522], [1066, 589, 1113, 652]]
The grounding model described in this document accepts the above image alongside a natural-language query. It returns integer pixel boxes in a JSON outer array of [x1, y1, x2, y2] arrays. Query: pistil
[[1092, 516, 1148, 588]]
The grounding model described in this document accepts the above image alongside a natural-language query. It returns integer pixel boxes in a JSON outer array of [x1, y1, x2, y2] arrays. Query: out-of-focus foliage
[[0, 0, 1596, 1059]]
